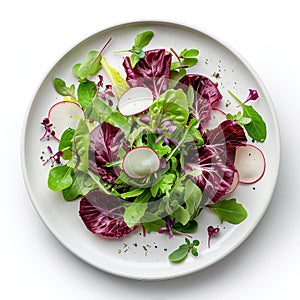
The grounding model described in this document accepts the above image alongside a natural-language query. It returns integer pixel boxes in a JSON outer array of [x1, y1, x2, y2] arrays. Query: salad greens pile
[[41, 30, 267, 262]]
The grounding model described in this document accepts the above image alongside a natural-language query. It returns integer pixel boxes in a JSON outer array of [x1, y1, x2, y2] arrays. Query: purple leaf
[[123, 49, 172, 98], [79, 190, 138, 239], [185, 121, 247, 202], [89, 122, 126, 184], [177, 74, 222, 127]]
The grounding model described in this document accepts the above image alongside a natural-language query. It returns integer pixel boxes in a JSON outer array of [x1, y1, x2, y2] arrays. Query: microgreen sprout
[[168, 238, 199, 263], [40, 117, 55, 140], [43, 146, 63, 167], [207, 225, 220, 248]]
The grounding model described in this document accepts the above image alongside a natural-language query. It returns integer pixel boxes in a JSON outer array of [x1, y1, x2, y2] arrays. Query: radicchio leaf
[[79, 190, 138, 239], [89, 122, 126, 184], [185, 120, 247, 202], [177, 74, 222, 127], [123, 49, 172, 98], [205, 120, 247, 165]]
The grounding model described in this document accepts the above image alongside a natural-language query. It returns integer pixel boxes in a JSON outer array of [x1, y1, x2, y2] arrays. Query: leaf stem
[[228, 90, 242, 105]]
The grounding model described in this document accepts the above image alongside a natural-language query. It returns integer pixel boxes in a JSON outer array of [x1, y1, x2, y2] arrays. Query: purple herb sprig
[[207, 226, 220, 248], [237, 89, 259, 107], [158, 218, 192, 239], [40, 117, 55, 140], [43, 146, 63, 167]]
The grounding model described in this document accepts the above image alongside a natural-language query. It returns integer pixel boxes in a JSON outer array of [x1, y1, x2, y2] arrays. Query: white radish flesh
[[123, 147, 160, 179], [118, 87, 153, 116], [225, 171, 240, 195], [48, 101, 85, 140], [234, 144, 266, 184], [205, 108, 226, 130]]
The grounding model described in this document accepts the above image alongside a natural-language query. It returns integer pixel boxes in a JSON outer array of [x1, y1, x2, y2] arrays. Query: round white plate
[[21, 21, 280, 280]]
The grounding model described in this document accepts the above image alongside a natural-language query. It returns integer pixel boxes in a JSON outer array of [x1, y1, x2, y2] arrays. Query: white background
[[1, 0, 299, 299]]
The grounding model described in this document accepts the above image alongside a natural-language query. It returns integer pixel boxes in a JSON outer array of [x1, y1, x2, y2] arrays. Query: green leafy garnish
[[228, 90, 267, 142], [168, 238, 199, 263], [115, 31, 154, 68], [53, 78, 76, 100], [208, 198, 248, 224]]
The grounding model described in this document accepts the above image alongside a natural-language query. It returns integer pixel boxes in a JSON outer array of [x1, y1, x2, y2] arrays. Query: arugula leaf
[[150, 173, 176, 197], [77, 81, 96, 109], [173, 220, 198, 233], [209, 198, 248, 224], [228, 90, 267, 142], [48, 164, 73, 191], [123, 190, 152, 228]]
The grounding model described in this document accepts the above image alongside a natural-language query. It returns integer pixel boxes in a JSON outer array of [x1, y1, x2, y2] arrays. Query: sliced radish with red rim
[[118, 87, 153, 116], [123, 147, 160, 179], [48, 101, 85, 140], [234, 144, 266, 184], [205, 108, 226, 130], [225, 171, 240, 195]]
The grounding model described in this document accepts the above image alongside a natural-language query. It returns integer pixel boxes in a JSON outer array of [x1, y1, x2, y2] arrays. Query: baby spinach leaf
[[59, 128, 75, 160], [48, 164, 73, 191], [168, 244, 189, 263], [209, 198, 248, 224], [54, 78, 75, 98], [77, 81, 96, 109], [134, 31, 154, 49]]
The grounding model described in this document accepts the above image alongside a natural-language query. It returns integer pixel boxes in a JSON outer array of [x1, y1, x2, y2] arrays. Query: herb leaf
[[77, 81, 96, 109], [54, 78, 75, 98], [209, 198, 248, 224], [168, 244, 189, 262], [48, 164, 73, 191], [134, 31, 154, 49], [228, 90, 267, 142]]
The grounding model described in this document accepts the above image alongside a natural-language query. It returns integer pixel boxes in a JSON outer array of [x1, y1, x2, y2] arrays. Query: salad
[[40, 31, 266, 263]]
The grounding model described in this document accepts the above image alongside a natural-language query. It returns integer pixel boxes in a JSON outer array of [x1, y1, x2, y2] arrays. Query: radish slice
[[225, 171, 240, 195], [123, 147, 160, 179], [234, 144, 266, 184], [118, 87, 153, 116], [48, 101, 85, 140], [205, 108, 226, 130]]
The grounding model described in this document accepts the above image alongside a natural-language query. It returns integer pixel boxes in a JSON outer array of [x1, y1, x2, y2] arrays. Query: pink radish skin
[[118, 87, 153, 116], [123, 146, 160, 179], [225, 171, 240, 195], [48, 101, 85, 141], [205, 108, 226, 130], [234, 144, 266, 184]]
